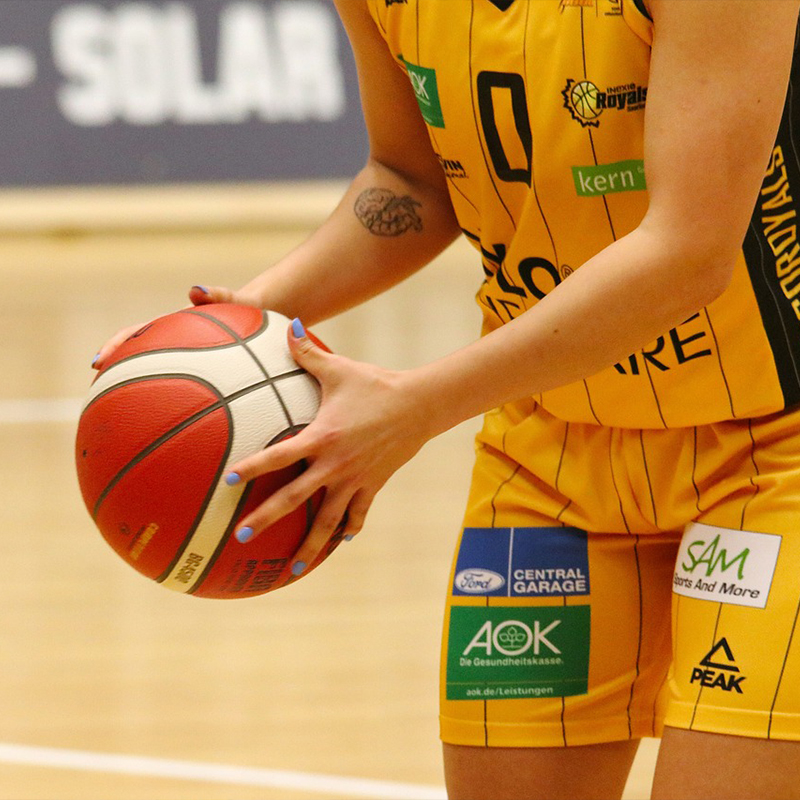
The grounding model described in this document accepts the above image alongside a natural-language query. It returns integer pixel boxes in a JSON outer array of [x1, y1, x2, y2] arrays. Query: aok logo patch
[[446, 605, 590, 700], [673, 523, 781, 609], [452, 527, 590, 597], [400, 57, 444, 128], [690, 638, 746, 694]]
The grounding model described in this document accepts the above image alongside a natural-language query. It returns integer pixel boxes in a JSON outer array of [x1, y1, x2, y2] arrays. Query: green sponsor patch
[[401, 57, 444, 128], [572, 159, 646, 197], [446, 605, 590, 700]]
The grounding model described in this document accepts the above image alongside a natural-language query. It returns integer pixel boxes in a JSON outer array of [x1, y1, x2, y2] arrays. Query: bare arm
[[231, 0, 799, 569], [93, 0, 459, 367], [203, 0, 460, 323], [406, 0, 800, 435]]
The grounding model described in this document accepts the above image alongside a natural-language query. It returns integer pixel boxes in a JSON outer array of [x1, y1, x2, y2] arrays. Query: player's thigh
[[667, 409, 800, 742], [440, 443, 681, 750], [652, 727, 800, 800], [443, 739, 640, 800]]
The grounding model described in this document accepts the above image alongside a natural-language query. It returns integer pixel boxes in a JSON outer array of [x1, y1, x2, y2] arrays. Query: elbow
[[694, 253, 736, 309], [636, 215, 739, 314]]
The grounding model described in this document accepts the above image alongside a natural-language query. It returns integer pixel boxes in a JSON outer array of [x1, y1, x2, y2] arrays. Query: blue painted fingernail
[[192, 285, 209, 294], [291, 560, 307, 576], [344, 535, 355, 542], [236, 526, 254, 544], [291, 318, 306, 338], [91, 353, 100, 366], [225, 472, 241, 486]]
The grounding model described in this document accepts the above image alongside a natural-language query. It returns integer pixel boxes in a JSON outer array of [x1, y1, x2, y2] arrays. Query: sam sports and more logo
[[672, 523, 781, 609], [562, 78, 647, 128]]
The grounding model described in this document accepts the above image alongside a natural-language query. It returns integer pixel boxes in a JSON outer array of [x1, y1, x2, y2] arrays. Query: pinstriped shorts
[[439, 400, 800, 747]]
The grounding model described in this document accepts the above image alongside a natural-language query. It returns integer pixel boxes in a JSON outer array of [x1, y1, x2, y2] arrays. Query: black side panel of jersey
[[742, 20, 800, 408]]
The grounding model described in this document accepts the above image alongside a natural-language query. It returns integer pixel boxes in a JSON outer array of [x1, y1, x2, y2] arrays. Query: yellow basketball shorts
[[440, 400, 800, 747]]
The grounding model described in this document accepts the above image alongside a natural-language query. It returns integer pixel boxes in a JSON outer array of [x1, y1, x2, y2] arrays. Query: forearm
[[410, 226, 733, 437], [238, 157, 461, 325]]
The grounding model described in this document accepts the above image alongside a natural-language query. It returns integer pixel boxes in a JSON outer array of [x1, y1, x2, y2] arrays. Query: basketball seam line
[[90, 373, 226, 520], [156, 398, 235, 585], [90, 369, 306, 522], [184, 309, 298, 431], [97, 309, 270, 376], [185, 423, 310, 595]]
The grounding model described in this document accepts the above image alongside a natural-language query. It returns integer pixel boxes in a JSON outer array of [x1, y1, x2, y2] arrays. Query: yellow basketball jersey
[[366, 0, 800, 429]]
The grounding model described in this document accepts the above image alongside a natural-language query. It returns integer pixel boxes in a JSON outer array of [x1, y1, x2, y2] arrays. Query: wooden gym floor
[[0, 184, 659, 799]]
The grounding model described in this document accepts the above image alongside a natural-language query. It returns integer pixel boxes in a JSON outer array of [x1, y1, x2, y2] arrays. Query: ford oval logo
[[454, 569, 506, 594]]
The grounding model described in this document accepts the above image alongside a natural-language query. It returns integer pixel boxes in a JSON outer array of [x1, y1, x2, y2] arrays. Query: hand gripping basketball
[[222, 318, 431, 579], [77, 305, 339, 598]]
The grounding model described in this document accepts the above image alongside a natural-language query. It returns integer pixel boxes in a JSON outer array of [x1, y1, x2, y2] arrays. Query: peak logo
[[690, 638, 746, 694], [562, 79, 647, 128]]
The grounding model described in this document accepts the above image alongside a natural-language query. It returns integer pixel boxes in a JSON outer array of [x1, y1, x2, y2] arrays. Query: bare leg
[[652, 726, 800, 800], [443, 740, 640, 800]]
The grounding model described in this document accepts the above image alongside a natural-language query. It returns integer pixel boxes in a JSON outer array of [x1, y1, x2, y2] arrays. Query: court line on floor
[[0, 397, 83, 424], [0, 743, 446, 799]]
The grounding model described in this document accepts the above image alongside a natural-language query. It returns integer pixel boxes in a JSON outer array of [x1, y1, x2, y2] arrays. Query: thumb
[[188, 285, 237, 306], [288, 318, 333, 377]]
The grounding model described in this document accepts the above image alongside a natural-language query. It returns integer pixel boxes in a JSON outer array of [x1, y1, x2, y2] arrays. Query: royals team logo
[[562, 78, 647, 128]]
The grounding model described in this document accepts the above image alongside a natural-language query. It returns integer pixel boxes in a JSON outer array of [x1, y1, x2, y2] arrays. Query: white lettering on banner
[[463, 619, 562, 657], [51, 1, 346, 126]]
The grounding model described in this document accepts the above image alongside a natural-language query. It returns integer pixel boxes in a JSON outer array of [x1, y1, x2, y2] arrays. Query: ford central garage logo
[[455, 569, 506, 594]]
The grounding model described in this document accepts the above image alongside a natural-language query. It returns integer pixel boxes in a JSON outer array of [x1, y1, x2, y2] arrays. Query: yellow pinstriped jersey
[[366, 0, 800, 429]]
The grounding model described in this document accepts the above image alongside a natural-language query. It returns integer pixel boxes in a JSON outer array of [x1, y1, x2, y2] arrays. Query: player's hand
[[91, 284, 259, 370], [225, 319, 432, 576]]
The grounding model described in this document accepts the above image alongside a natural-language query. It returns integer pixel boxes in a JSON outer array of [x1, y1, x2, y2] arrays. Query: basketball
[[75, 304, 340, 599]]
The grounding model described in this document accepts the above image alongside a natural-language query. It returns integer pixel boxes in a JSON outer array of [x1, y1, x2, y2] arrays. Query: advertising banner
[[0, 0, 367, 186]]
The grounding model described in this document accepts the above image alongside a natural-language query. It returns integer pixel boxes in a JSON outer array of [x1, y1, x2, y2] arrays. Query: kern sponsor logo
[[690, 638, 746, 694], [672, 523, 781, 609], [400, 57, 444, 128], [452, 527, 590, 597], [446, 605, 590, 700], [562, 79, 647, 128], [572, 160, 646, 197]]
